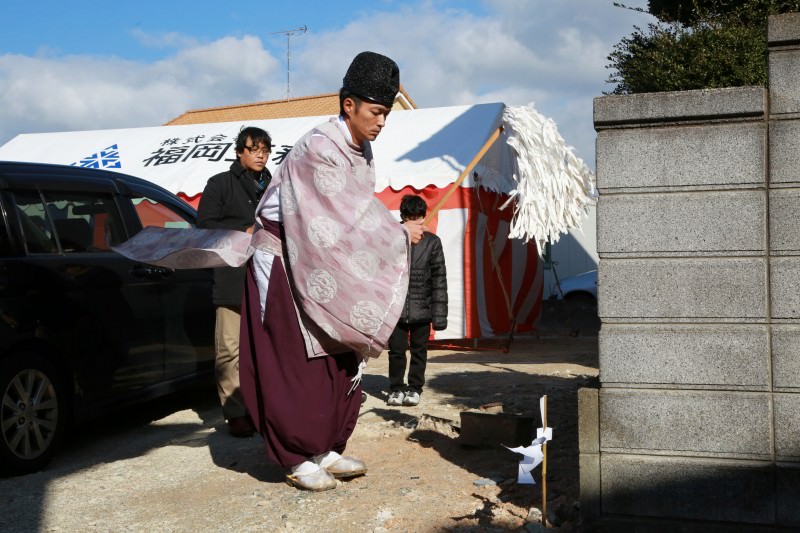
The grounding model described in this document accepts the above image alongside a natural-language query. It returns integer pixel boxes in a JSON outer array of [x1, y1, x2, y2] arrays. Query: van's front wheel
[[0, 353, 65, 475]]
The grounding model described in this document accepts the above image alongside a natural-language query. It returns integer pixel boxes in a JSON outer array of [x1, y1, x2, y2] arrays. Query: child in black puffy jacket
[[387, 195, 448, 407]]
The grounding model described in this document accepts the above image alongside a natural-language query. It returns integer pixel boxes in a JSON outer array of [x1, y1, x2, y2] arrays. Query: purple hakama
[[238, 223, 362, 469]]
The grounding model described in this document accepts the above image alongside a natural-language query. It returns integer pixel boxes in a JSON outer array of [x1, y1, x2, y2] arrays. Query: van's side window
[[14, 191, 57, 254], [41, 191, 126, 253], [14, 190, 126, 254], [132, 196, 193, 229]]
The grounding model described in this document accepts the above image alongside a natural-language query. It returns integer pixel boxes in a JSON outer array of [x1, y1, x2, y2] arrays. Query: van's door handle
[[131, 264, 173, 278]]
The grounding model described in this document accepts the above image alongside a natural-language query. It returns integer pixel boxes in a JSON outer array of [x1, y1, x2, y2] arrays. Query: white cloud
[[0, 1, 649, 169], [151, 36, 282, 102], [0, 36, 283, 144]]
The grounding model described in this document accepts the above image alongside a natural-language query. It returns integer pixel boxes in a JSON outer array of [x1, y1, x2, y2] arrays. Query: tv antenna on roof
[[269, 25, 307, 101]]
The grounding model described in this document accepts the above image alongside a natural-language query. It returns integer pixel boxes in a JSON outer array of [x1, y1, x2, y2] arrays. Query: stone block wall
[[585, 13, 800, 530]]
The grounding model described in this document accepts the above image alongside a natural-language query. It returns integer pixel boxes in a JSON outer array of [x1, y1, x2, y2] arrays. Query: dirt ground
[[0, 331, 598, 533]]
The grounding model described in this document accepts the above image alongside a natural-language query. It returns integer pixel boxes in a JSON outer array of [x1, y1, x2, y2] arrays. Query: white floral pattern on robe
[[262, 118, 410, 359]]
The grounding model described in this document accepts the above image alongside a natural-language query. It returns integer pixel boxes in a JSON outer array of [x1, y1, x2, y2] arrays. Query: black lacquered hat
[[342, 51, 400, 108]]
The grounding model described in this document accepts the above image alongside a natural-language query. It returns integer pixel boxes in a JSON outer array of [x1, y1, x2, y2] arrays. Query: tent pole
[[424, 126, 503, 225], [472, 183, 517, 352], [483, 218, 516, 351]]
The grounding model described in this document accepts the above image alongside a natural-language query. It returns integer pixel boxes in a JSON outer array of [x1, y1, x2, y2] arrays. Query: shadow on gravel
[[0, 380, 269, 532], [361, 372, 392, 403], [202, 425, 285, 485], [358, 333, 599, 532]]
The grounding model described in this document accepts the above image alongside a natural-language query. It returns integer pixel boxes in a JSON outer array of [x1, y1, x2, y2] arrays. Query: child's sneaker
[[403, 391, 420, 406], [387, 390, 405, 406]]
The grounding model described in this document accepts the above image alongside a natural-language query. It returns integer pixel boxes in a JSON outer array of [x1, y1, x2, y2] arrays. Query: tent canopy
[[0, 103, 514, 200]]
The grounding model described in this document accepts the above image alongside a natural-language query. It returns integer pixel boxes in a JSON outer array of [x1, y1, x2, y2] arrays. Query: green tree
[[606, 0, 800, 95], [647, 0, 751, 23]]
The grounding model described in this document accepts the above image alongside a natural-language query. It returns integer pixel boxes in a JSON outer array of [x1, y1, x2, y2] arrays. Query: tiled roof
[[165, 86, 416, 125]]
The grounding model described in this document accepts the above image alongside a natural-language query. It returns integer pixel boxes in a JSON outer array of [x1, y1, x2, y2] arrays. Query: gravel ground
[[0, 332, 598, 533]]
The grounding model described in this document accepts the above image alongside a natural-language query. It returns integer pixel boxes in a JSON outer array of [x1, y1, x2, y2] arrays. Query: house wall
[[582, 13, 800, 530]]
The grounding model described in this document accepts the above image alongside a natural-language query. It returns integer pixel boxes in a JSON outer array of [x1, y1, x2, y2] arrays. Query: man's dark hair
[[339, 89, 363, 116], [236, 126, 272, 154], [400, 194, 427, 221]]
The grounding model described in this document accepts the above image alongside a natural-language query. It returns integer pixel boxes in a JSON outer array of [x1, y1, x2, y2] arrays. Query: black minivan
[[0, 161, 215, 475]]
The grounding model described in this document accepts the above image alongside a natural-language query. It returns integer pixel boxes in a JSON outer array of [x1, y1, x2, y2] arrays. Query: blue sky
[[0, 0, 651, 168]]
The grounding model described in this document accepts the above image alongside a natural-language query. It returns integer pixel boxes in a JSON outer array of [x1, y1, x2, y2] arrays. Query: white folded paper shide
[[505, 396, 553, 485]]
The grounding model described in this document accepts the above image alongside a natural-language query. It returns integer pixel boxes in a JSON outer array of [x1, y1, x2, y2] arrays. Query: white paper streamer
[[501, 104, 597, 251]]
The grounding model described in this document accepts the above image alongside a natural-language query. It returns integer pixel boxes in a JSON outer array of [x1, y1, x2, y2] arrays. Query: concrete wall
[[584, 13, 800, 530]]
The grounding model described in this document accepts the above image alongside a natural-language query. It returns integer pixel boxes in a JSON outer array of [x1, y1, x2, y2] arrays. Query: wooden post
[[424, 126, 503, 225], [542, 394, 548, 527]]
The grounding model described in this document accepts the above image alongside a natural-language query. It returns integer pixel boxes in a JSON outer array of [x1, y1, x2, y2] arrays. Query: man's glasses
[[244, 145, 271, 157]]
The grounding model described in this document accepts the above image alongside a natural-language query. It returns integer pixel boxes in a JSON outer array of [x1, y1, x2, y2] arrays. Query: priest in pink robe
[[239, 51, 425, 491]]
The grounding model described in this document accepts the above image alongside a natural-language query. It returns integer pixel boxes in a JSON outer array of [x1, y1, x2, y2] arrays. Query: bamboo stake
[[542, 394, 548, 527], [423, 126, 503, 225]]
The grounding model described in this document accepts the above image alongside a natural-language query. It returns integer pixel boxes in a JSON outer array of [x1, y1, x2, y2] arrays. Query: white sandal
[[286, 461, 338, 491], [313, 451, 368, 479]]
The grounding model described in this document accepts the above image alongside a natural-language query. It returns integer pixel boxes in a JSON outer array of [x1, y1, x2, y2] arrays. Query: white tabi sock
[[291, 460, 322, 475], [311, 451, 342, 469]]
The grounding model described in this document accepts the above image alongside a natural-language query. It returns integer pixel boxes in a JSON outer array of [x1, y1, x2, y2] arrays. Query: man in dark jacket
[[387, 195, 448, 407], [197, 126, 272, 437]]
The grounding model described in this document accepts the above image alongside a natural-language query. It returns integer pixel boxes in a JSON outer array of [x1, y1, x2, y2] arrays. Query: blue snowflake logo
[[72, 144, 121, 169]]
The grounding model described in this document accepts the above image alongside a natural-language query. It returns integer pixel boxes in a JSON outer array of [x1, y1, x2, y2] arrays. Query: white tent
[[0, 102, 594, 340]]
